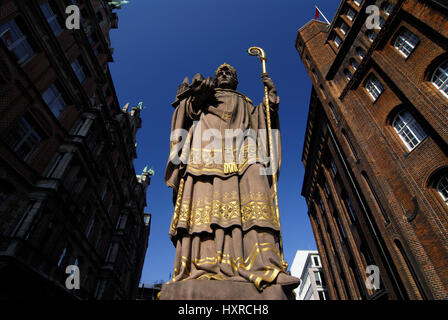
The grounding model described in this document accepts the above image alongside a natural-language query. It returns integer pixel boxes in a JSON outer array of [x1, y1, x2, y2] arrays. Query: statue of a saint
[[162, 63, 299, 299]]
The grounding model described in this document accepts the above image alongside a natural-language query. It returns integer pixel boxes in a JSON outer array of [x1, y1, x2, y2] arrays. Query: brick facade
[[0, 0, 150, 299], [297, 0, 448, 299]]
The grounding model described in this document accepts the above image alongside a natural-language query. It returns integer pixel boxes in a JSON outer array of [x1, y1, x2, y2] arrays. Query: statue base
[[159, 280, 297, 300]]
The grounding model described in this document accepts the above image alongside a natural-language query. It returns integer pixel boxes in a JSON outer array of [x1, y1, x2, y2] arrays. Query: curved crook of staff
[[247, 46, 287, 272]]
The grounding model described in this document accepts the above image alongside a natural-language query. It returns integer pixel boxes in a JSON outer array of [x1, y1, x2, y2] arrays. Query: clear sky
[[108, 0, 341, 284]]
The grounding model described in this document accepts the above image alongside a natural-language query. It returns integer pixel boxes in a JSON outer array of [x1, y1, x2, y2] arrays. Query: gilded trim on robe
[[169, 191, 280, 235], [168, 242, 283, 290]]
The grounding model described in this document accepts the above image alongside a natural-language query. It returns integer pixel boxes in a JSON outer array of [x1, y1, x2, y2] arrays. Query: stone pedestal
[[159, 280, 297, 300]]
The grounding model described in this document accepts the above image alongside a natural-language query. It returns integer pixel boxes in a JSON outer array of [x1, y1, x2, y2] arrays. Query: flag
[[314, 5, 330, 24]]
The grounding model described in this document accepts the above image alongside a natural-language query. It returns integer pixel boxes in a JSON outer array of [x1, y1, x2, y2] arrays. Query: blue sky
[[109, 0, 341, 284]]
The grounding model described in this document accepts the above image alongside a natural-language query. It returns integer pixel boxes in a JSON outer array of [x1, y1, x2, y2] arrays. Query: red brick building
[[297, 0, 448, 299], [0, 0, 150, 299]]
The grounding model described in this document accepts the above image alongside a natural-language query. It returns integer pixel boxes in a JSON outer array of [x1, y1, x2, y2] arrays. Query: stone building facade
[[0, 0, 150, 299], [297, 0, 448, 299]]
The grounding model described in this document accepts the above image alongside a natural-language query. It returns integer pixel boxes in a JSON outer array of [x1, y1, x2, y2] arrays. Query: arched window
[[431, 61, 448, 98], [392, 111, 427, 151], [437, 175, 448, 206], [340, 21, 349, 35], [356, 46, 366, 59], [350, 58, 359, 71], [343, 68, 352, 80], [333, 34, 342, 47], [381, 2, 394, 15], [346, 7, 356, 21], [366, 30, 376, 42]]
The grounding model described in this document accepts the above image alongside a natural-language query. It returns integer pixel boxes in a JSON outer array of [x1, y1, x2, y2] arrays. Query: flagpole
[[315, 5, 330, 24]]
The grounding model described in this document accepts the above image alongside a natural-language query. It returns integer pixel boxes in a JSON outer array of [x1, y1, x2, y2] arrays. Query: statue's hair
[[215, 63, 238, 81]]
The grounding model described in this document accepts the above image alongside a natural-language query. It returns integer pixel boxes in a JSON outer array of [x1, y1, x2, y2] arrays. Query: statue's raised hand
[[191, 76, 215, 102]]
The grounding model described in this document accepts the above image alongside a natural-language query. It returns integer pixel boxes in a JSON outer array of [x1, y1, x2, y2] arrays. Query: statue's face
[[215, 67, 238, 90]]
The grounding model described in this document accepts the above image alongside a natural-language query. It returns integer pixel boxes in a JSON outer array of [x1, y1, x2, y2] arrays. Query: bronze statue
[[161, 59, 300, 299]]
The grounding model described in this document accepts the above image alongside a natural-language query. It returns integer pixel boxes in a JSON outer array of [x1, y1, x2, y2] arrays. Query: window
[[346, 8, 356, 21], [319, 85, 327, 99], [85, 217, 95, 238], [96, 10, 104, 22], [46, 152, 64, 177], [0, 19, 34, 65], [344, 68, 352, 80], [342, 129, 359, 161], [333, 34, 342, 47], [107, 199, 114, 214], [354, 0, 363, 6], [362, 172, 389, 222], [314, 271, 322, 286], [340, 22, 348, 35], [350, 58, 359, 71], [305, 54, 311, 64], [392, 111, 427, 151], [394, 240, 427, 299], [40, 2, 62, 36], [324, 181, 331, 196], [101, 185, 108, 200], [42, 83, 67, 117], [431, 61, 448, 98], [5, 117, 42, 161], [71, 58, 86, 83], [106, 243, 117, 263], [330, 159, 338, 175], [356, 46, 366, 59], [437, 175, 448, 206], [318, 198, 326, 213], [94, 279, 107, 299], [394, 29, 419, 58], [116, 214, 124, 229], [335, 211, 347, 239], [379, 17, 386, 29], [318, 290, 327, 300], [366, 30, 376, 42], [382, 2, 394, 15], [144, 214, 151, 226], [313, 256, 321, 267], [329, 102, 340, 123], [57, 247, 67, 267], [345, 196, 357, 223], [365, 75, 384, 101]]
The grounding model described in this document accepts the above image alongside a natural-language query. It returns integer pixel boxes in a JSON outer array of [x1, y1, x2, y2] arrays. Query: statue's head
[[214, 63, 238, 90]]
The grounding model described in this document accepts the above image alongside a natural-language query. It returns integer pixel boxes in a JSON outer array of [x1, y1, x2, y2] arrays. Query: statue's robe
[[164, 86, 299, 294]]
